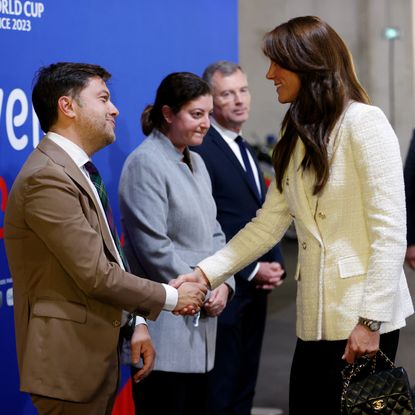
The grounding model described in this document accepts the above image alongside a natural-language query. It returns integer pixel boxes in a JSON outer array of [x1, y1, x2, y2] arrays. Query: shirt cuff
[[247, 262, 261, 281], [162, 283, 178, 311], [135, 316, 147, 326]]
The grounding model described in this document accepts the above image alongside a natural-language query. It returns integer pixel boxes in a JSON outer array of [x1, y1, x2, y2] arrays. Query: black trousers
[[289, 330, 400, 414], [131, 369, 208, 415], [207, 288, 268, 415]]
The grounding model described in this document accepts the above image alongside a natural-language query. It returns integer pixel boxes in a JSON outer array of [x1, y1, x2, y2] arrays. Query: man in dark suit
[[192, 61, 285, 415], [404, 128, 415, 269], [4, 62, 206, 415]]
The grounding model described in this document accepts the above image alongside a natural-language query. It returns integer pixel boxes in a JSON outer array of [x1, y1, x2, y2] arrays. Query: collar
[[152, 129, 186, 162], [47, 132, 90, 168], [210, 118, 241, 145]]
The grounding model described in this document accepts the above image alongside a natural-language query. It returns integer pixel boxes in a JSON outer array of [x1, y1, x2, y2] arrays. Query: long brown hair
[[263, 16, 370, 194]]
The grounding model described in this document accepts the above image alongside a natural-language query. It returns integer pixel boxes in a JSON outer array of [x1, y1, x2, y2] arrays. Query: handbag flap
[[345, 367, 415, 412]]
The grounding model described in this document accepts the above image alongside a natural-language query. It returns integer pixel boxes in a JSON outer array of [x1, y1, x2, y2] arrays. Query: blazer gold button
[[112, 320, 121, 327], [318, 212, 326, 219], [302, 242, 307, 250]]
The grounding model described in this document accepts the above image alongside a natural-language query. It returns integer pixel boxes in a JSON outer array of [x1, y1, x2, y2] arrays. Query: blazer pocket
[[32, 299, 87, 323], [337, 255, 368, 279]]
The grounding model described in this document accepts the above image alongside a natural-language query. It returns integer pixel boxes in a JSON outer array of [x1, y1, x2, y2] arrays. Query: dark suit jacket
[[404, 129, 415, 245], [4, 136, 165, 402], [192, 126, 283, 284]]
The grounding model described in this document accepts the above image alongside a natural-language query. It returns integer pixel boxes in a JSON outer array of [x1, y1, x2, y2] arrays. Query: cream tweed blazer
[[198, 102, 414, 341]]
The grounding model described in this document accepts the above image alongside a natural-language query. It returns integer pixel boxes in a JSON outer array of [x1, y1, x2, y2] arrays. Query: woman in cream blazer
[[174, 17, 414, 414]]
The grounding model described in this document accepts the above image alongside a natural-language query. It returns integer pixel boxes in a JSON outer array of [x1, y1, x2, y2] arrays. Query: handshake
[[171, 268, 211, 315]]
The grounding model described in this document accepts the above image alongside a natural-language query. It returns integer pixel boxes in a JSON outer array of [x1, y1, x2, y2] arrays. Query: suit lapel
[[37, 137, 119, 263], [288, 139, 323, 244], [245, 143, 267, 203], [208, 128, 263, 204]]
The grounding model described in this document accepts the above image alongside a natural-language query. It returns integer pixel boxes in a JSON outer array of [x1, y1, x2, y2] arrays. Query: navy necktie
[[235, 136, 261, 200], [84, 161, 129, 271]]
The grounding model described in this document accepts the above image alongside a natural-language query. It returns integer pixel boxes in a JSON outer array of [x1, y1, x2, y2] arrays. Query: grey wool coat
[[119, 130, 234, 372]]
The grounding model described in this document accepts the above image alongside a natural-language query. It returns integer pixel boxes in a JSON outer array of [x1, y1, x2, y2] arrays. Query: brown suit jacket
[[4, 136, 166, 402]]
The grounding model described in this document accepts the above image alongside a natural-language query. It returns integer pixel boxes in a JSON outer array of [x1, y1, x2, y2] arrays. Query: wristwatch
[[358, 317, 381, 332]]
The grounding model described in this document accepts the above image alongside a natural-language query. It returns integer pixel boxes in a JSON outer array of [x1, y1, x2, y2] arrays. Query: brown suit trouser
[[31, 392, 117, 415], [30, 345, 120, 415]]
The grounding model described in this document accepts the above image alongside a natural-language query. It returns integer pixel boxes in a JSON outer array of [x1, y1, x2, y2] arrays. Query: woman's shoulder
[[121, 137, 166, 179], [127, 135, 164, 162], [337, 101, 398, 153], [344, 101, 386, 121], [341, 101, 389, 131]]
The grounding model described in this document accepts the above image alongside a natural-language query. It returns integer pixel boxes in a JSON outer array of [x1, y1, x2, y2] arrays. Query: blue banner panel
[[0, 1, 237, 413]]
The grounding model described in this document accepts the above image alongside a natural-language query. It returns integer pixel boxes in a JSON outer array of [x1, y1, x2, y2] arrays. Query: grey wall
[[239, 0, 414, 158]]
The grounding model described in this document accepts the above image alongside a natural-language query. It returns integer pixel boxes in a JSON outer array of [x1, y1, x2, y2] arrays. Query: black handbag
[[341, 350, 415, 414]]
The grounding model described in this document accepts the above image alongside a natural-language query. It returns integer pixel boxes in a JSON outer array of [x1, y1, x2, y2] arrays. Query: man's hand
[[254, 262, 285, 290], [405, 245, 415, 269], [342, 324, 380, 364], [131, 324, 155, 383], [204, 283, 229, 317], [172, 281, 207, 316]]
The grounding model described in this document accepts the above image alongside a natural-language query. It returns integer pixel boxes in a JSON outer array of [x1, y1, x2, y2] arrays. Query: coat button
[[286, 177, 289, 186], [302, 241, 307, 250], [318, 212, 326, 219], [112, 320, 121, 327]]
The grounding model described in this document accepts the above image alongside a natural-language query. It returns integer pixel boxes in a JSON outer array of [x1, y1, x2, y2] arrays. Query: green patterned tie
[[84, 161, 130, 271]]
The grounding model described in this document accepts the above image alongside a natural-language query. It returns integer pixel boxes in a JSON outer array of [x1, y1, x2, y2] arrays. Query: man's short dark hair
[[32, 62, 111, 132]]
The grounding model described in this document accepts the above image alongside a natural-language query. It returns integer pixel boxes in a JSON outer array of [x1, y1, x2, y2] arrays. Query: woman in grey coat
[[119, 72, 234, 415]]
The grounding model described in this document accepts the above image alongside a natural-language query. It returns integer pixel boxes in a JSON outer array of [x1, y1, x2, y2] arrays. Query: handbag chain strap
[[340, 350, 395, 412]]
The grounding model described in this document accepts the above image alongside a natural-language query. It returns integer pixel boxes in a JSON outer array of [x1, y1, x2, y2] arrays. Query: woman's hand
[[203, 283, 230, 317], [342, 324, 380, 364]]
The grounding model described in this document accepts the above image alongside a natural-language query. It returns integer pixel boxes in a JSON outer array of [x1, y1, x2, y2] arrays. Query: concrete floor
[[253, 238, 415, 414]]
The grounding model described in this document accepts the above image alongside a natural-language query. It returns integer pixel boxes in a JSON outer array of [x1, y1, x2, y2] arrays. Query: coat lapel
[[37, 137, 119, 263], [287, 139, 323, 244], [209, 128, 263, 204], [286, 103, 350, 245], [246, 144, 267, 202]]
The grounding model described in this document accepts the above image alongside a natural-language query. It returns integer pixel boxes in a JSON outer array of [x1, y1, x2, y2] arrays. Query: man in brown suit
[[4, 62, 206, 415]]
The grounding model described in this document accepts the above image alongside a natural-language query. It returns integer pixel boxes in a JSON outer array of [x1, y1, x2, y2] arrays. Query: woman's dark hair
[[263, 16, 370, 194], [141, 72, 211, 136], [32, 62, 111, 133]]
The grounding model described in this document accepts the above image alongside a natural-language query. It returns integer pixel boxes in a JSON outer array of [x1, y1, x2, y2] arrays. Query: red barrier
[[112, 378, 135, 415], [0, 177, 8, 239]]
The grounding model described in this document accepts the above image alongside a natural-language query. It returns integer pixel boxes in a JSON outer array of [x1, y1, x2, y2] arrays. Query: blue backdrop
[[0, 1, 238, 413]]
